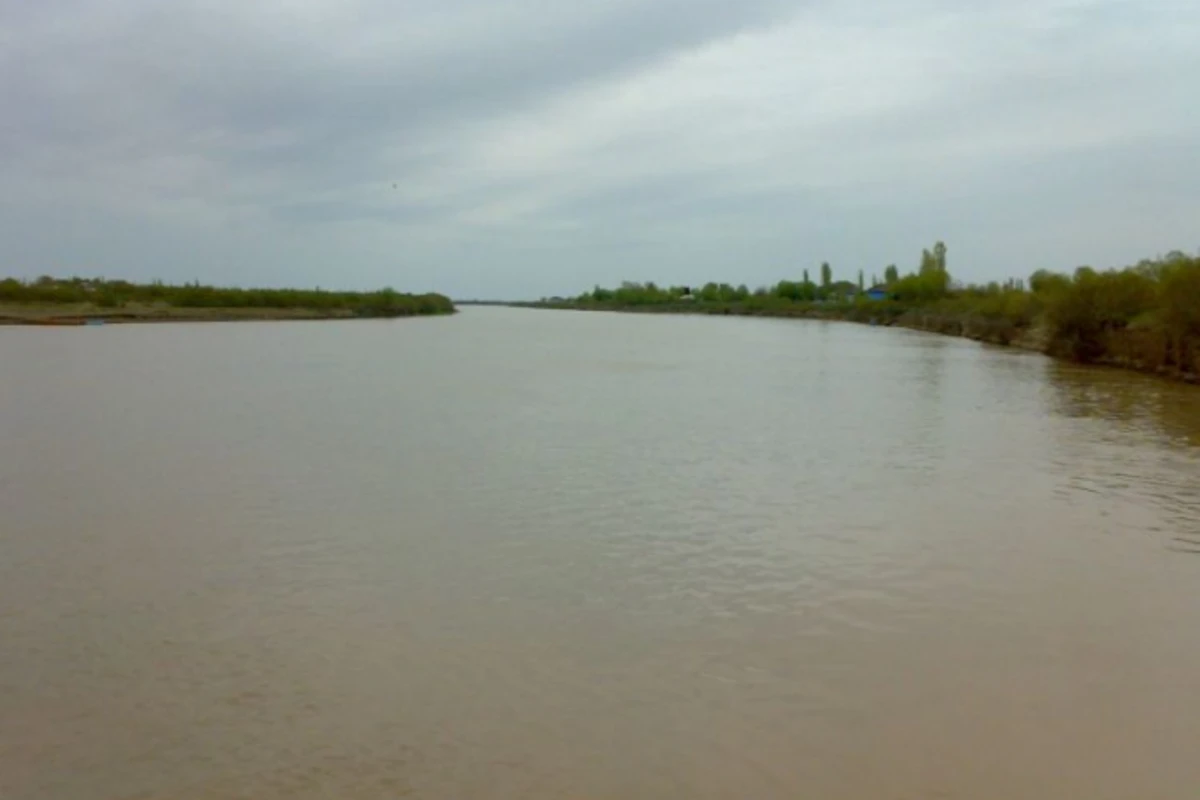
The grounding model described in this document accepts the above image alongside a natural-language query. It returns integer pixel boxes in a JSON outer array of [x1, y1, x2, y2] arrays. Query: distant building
[[865, 286, 890, 301]]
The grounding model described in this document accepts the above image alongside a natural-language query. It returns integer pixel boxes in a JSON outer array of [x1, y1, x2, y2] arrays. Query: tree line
[[0, 276, 455, 317], [552, 242, 1200, 374], [569, 242, 952, 307]]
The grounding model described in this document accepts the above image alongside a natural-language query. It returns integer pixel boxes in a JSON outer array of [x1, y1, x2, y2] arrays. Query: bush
[[0, 277, 454, 317], [553, 245, 1200, 375]]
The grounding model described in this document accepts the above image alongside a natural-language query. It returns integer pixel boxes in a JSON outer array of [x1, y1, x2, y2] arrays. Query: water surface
[[2, 307, 1199, 799]]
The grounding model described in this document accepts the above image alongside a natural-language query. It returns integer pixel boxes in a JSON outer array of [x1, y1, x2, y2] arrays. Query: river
[[2, 307, 1199, 799]]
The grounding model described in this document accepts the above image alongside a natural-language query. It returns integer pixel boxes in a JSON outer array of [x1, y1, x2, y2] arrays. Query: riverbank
[[512, 299, 1199, 384], [0, 278, 456, 325], [516, 247, 1200, 385], [0, 303, 452, 325]]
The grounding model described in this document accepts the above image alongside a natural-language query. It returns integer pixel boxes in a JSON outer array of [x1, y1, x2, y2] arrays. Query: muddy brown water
[[2, 307, 1199, 799]]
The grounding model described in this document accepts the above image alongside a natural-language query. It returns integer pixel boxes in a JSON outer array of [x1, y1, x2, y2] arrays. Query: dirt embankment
[[888, 310, 1045, 350], [861, 310, 1196, 383]]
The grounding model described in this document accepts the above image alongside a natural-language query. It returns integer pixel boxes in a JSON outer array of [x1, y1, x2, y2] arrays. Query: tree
[[919, 249, 937, 275], [857, 270, 864, 292], [821, 262, 832, 288], [1030, 270, 1070, 295], [884, 264, 899, 284], [774, 280, 803, 301], [802, 268, 810, 286], [910, 242, 951, 298]]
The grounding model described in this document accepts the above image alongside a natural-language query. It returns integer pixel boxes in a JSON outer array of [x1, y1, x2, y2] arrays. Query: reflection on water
[[1041, 363, 1200, 545], [1, 308, 1199, 800], [1047, 361, 1200, 447]]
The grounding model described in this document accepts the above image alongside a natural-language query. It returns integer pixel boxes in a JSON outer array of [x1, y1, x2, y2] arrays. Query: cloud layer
[[3, 0, 1198, 297]]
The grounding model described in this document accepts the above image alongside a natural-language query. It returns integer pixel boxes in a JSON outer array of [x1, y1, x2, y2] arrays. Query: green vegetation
[[0, 276, 454, 322], [537, 243, 1200, 381]]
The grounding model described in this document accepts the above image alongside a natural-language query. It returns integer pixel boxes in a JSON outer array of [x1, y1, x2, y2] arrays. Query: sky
[[2, 0, 1198, 299]]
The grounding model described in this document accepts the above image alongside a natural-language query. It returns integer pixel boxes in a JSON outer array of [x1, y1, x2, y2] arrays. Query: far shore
[[0, 303, 451, 326], [0, 278, 457, 325]]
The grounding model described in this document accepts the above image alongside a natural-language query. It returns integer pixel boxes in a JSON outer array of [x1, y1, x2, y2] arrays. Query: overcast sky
[[2, 0, 1197, 298]]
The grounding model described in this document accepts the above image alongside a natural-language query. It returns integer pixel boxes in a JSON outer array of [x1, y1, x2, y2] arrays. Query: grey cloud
[[3, 0, 792, 161], [2, 0, 1199, 299]]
